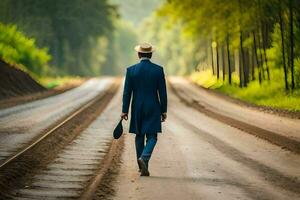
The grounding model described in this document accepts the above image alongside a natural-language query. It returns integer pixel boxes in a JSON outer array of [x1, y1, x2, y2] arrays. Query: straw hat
[[134, 43, 155, 53]]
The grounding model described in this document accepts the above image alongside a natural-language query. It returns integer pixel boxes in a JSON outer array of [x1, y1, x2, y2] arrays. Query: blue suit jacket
[[122, 59, 167, 134]]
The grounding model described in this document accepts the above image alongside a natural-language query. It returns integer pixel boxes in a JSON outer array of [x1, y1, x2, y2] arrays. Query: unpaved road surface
[[0, 78, 114, 164], [169, 77, 300, 142], [1, 76, 299, 200], [113, 79, 300, 200], [9, 87, 123, 199]]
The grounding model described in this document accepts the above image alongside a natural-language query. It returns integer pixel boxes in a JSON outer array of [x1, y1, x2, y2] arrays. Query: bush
[[0, 23, 51, 75]]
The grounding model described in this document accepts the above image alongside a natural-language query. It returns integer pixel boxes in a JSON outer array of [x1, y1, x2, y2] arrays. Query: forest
[[0, 0, 118, 76], [150, 0, 300, 88], [0, 0, 163, 77], [139, 0, 300, 110], [0, 0, 140, 76], [0, 0, 299, 110]]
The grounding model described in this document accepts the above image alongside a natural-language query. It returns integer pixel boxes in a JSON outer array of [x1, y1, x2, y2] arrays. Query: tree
[[226, 34, 232, 84], [278, 0, 289, 90], [289, 0, 295, 90]]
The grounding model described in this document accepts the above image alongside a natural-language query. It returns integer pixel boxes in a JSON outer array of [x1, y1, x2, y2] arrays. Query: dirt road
[[0, 78, 114, 164], [1, 77, 299, 199], [112, 80, 300, 200], [9, 86, 122, 199]]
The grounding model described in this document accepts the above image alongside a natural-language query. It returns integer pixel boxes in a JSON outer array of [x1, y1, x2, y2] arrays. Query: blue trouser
[[135, 133, 157, 168]]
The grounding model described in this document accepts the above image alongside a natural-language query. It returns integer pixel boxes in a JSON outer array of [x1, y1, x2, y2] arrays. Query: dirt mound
[[0, 59, 45, 100]]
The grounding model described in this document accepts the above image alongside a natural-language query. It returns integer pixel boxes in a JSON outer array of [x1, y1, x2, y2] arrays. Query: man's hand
[[161, 112, 167, 122], [121, 113, 128, 120]]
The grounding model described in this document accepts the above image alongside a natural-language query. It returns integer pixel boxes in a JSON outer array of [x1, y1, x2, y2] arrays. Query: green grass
[[190, 69, 300, 112], [37, 76, 84, 89]]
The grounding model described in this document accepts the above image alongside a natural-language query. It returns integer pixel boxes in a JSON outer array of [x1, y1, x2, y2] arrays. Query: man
[[121, 43, 168, 176]]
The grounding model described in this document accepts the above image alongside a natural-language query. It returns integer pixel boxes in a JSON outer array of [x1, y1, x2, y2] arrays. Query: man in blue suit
[[121, 43, 167, 176]]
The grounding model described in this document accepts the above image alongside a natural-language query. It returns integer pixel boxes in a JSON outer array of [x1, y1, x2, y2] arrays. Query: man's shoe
[[138, 158, 150, 176], [137, 161, 142, 172]]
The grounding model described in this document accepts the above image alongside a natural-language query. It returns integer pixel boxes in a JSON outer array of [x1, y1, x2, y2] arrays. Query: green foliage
[[38, 76, 83, 89], [0, 0, 116, 76], [0, 23, 51, 75], [191, 69, 240, 88]]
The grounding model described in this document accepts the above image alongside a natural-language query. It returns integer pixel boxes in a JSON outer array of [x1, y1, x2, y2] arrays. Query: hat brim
[[134, 45, 155, 53]]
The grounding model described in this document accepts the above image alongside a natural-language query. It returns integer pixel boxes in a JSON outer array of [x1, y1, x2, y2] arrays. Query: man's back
[[122, 58, 167, 134], [128, 59, 163, 102]]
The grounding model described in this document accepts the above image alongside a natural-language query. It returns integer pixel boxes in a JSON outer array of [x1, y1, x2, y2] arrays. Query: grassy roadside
[[190, 69, 300, 112], [37, 76, 86, 89]]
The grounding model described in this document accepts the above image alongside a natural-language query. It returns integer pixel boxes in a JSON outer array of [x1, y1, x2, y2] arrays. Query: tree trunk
[[222, 45, 226, 81], [240, 32, 246, 87], [211, 39, 215, 75], [258, 0, 270, 81], [279, 0, 289, 90], [253, 31, 262, 84], [216, 40, 220, 80], [289, 0, 295, 90], [238, 0, 245, 87], [257, 28, 266, 80], [262, 24, 270, 80], [226, 34, 232, 84], [251, 45, 256, 81], [244, 46, 250, 85]]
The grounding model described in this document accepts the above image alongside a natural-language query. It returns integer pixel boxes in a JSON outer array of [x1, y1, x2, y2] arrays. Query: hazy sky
[[111, 0, 163, 26]]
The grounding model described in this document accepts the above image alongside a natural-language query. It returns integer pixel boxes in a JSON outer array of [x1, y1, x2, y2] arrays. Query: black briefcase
[[113, 119, 123, 139]]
